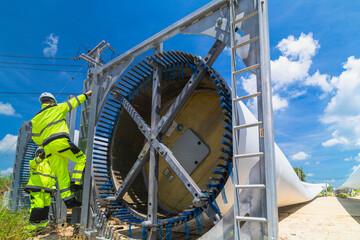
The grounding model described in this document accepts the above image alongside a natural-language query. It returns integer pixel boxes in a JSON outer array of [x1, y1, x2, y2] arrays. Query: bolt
[[216, 18, 223, 26], [160, 151, 164, 155]]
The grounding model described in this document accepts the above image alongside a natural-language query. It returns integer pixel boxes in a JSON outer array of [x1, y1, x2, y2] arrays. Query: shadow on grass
[[278, 197, 318, 221], [337, 197, 360, 224]]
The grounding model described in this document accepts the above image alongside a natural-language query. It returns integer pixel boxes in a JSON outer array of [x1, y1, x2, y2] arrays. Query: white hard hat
[[35, 147, 44, 156], [39, 92, 56, 104]]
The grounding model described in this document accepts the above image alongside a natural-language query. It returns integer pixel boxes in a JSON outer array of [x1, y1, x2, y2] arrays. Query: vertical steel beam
[[229, 1, 241, 239], [80, 72, 97, 232], [147, 43, 163, 239], [258, 0, 279, 239]]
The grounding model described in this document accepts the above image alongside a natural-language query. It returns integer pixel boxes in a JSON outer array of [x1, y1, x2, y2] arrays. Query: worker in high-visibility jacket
[[31, 91, 92, 208], [25, 147, 56, 232]]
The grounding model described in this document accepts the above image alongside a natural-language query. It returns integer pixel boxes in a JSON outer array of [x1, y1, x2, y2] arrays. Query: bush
[[0, 206, 31, 239], [337, 193, 349, 199], [0, 175, 32, 239]]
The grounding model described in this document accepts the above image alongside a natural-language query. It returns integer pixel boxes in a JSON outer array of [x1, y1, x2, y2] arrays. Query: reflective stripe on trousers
[[44, 138, 86, 199], [28, 191, 51, 229]]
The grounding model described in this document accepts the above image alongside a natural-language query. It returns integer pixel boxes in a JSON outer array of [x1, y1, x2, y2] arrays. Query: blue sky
[[0, 1, 360, 187]]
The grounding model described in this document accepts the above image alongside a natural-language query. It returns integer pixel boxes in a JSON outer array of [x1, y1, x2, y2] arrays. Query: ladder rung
[[233, 64, 260, 76], [232, 10, 259, 26], [235, 184, 266, 189], [234, 152, 264, 159], [233, 92, 261, 102], [234, 121, 262, 130], [232, 37, 260, 51], [236, 216, 267, 222]]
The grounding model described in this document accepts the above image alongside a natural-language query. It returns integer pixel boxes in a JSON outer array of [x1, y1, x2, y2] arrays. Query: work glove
[[35, 157, 43, 164]]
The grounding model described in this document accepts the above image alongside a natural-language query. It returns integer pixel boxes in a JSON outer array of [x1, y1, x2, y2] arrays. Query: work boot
[[70, 182, 83, 192], [65, 197, 82, 209]]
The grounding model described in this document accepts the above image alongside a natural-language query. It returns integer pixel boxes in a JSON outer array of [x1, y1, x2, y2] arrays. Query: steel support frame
[[9, 121, 31, 211], [78, 0, 277, 238]]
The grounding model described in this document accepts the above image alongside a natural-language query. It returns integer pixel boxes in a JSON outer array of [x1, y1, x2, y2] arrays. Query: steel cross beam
[[118, 96, 222, 224], [113, 40, 225, 201]]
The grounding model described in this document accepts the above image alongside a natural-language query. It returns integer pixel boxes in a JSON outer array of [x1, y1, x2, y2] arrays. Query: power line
[[0, 54, 77, 60], [56, 67, 85, 97], [0, 141, 17, 162], [0, 65, 87, 73], [0, 61, 86, 67]]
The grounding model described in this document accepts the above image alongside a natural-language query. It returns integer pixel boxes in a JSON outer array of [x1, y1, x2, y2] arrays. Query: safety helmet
[[35, 147, 45, 156], [39, 92, 56, 104]]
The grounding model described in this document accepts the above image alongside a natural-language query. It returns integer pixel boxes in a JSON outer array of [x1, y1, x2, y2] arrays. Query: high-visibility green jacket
[[31, 94, 87, 147], [25, 157, 56, 193]]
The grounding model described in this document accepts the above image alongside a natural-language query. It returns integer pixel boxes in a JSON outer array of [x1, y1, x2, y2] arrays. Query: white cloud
[[351, 165, 358, 172], [329, 179, 336, 183], [272, 94, 288, 111], [307, 173, 314, 177], [240, 33, 331, 113], [0, 134, 17, 153], [344, 153, 360, 162], [43, 33, 59, 57], [321, 130, 349, 147], [0, 102, 20, 117], [271, 33, 326, 91], [305, 161, 310, 165], [321, 56, 360, 148], [316, 161, 320, 165], [305, 71, 333, 92], [277, 32, 319, 61], [290, 151, 310, 160], [0, 167, 13, 175]]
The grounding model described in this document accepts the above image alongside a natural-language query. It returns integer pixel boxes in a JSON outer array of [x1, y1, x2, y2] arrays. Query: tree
[[293, 167, 306, 182]]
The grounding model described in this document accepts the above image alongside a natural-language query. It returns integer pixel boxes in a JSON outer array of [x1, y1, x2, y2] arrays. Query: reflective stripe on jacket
[[31, 94, 87, 146], [25, 157, 56, 193]]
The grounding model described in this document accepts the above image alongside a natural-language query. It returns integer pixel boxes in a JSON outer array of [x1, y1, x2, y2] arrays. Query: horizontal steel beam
[[101, 0, 227, 71]]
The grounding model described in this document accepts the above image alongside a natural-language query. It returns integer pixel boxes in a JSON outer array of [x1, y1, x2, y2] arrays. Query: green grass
[[337, 193, 349, 199], [0, 174, 32, 240]]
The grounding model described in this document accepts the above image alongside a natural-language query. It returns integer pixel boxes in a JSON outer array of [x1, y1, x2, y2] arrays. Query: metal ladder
[[229, 0, 278, 239]]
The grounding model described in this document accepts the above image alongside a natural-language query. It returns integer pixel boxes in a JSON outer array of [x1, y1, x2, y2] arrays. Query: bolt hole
[[149, 214, 151, 217], [195, 193, 198, 197], [195, 161, 198, 165], [149, 203, 151, 206], [187, 184, 190, 187], [197, 141, 201, 145]]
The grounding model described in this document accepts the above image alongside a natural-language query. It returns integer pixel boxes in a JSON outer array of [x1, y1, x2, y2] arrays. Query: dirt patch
[[279, 196, 360, 240]]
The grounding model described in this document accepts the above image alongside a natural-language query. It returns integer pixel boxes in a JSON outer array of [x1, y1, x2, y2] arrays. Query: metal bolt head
[[216, 17, 223, 26]]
